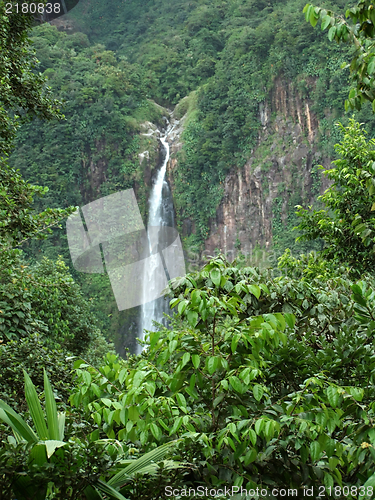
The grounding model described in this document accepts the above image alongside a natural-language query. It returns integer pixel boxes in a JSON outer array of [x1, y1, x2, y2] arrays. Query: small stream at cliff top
[[137, 120, 177, 353]]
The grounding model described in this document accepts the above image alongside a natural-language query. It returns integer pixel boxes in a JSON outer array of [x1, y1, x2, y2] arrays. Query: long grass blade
[[57, 411, 66, 441], [108, 440, 180, 489], [43, 368, 59, 440], [23, 370, 48, 440], [95, 480, 130, 500], [0, 401, 38, 443]]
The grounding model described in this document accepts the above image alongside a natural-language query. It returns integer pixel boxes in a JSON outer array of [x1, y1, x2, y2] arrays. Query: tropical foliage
[[68, 255, 375, 495], [0, 369, 185, 500], [304, 0, 375, 112], [296, 119, 375, 276], [3, 0, 375, 498]]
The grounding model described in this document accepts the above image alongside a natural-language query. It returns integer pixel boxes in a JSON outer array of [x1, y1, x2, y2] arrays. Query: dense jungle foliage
[[8, 0, 375, 344], [4, 0, 375, 498]]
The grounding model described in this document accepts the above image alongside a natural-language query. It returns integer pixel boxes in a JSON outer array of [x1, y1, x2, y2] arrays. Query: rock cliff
[[167, 77, 331, 263]]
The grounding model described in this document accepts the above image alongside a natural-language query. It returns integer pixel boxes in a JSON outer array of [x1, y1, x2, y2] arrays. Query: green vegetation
[[297, 119, 375, 276], [304, 0, 375, 112], [12, 0, 375, 250], [69, 252, 375, 493], [8, 0, 375, 340], [4, 0, 375, 496], [0, 370, 185, 499]]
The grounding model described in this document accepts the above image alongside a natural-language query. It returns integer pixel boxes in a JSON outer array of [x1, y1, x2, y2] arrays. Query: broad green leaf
[[176, 393, 187, 409], [274, 313, 286, 330], [248, 428, 257, 446], [310, 7, 318, 27], [248, 284, 261, 299], [255, 419, 264, 436], [321, 15, 331, 30], [118, 369, 127, 385], [324, 472, 334, 489], [91, 383, 102, 398], [44, 440, 67, 459], [210, 268, 221, 287], [82, 371, 92, 386], [304, 4, 313, 22], [244, 447, 257, 465], [368, 57, 375, 75], [326, 386, 339, 408], [192, 354, 200, 369], [178, 300, 188, 315], [264, 420, 274, 441], [185, 386, 199, 400], [128, 406, 139, 422], [328, 25, 336, 41], [187, 310, 198, 327], [169, 340, 178, 353], [229, 376, 244, 393], [0, 401, 38, 443], [29, 442, 48, 467], [151, 422, 162, 440], [170, 416, 183, 435], [310, 441, 321, 462], [119, 407, 126, 425], [181, 352, 190, 368], [284, 313, 296, 329], [345, 386, 364, 401], [170, 298, 179, 309], [191, 290, 201, 306], [23, 370, 48, 440], [132, 370, 147, 387], [207, 356, 219, 375], [253, 384, 264, 402]]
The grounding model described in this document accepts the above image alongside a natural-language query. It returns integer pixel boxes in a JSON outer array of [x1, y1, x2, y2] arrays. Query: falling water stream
[[138, 121, 176, 353]]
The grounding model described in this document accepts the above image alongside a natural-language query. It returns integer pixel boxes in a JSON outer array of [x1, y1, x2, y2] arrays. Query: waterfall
[[138, 122, 176, 353]]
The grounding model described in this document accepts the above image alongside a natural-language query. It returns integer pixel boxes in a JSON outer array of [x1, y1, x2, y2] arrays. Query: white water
[[138, 123, 175, 353]]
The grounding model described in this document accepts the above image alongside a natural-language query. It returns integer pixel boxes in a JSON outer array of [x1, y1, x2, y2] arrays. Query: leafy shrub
[[0, 370, 186, 500], [70, 256, 375, 494]]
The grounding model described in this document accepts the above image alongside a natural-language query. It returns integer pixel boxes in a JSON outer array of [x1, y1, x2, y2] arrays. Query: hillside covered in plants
[[7, 0, 375, 347], [3, 0, 375, 497]]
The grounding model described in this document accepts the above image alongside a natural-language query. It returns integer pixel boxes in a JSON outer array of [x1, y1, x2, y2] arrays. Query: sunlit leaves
[[68, 252, 375, 489], [210, 268, 221, 287]]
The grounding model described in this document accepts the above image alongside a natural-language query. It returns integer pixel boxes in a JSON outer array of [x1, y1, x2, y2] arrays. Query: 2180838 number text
[[5, 3, 61, 14]]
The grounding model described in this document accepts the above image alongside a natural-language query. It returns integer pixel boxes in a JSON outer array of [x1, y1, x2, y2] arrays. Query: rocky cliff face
[[167, 77, 331, 263]]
